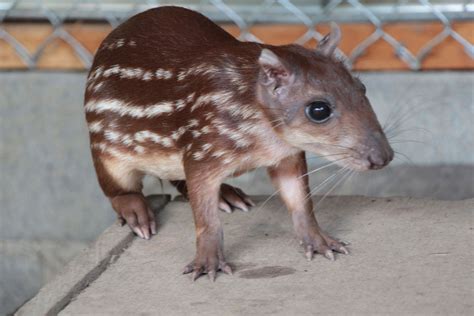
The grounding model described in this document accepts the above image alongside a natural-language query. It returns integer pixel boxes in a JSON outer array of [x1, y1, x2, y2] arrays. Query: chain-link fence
[[0, 0, 473, 70]]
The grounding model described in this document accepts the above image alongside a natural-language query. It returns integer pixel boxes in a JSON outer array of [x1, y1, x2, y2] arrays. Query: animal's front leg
[[268, 152, 349, 261], [182, 164, 232, 281]]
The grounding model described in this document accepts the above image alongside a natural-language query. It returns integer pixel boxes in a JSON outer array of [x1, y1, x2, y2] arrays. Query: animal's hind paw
[[219, 184, 255, 213]]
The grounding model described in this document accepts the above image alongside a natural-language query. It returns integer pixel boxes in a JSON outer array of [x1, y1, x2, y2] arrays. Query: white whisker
[[314, 169, 353, 208], [299, 157, 349, 179]]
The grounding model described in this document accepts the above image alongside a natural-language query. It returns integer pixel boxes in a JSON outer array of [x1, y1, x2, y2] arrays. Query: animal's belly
[[134, 152, 185, 180]]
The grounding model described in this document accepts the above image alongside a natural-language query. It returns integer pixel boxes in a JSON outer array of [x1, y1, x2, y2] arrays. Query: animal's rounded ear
[[258, 48, 292, 88], [316, 22, 341, 57]]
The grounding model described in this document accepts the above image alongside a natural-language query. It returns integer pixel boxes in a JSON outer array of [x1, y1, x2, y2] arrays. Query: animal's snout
[[364, 131, 394, 170], [366, 148, 393, 169]]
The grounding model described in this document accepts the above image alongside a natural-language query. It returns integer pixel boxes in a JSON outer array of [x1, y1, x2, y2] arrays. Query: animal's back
[[90, 6, 237, 71]]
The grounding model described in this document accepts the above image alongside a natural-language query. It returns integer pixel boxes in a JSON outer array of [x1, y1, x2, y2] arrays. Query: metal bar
[[1, 3, 473, 23]]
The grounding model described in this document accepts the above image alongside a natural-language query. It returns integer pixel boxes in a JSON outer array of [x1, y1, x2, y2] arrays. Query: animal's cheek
[[280, 127, 330, 148]]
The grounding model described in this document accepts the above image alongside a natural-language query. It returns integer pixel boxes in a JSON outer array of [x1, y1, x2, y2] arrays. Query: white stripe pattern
[[191, 91, 234, 112], [98, 65, 173, 81], [177, 63, 219, 81], [102, 129, 175, 148], [85, 99, 175, 118]]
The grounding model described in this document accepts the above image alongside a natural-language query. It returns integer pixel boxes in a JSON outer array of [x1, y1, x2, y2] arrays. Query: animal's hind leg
[[94, 155, 156, 239], [170, 180, 255, 213]]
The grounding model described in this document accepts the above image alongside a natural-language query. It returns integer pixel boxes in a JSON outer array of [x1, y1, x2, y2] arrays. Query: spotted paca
[[84, 6, 393, 281]]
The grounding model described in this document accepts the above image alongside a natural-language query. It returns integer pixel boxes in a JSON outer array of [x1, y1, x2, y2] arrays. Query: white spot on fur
[[142, 71, 154, 81], [104, 130, 122, 142], [175, 99, 186, 111], [155, 69, 173, 80], [88, 120, 103, 133], [192, 151, 205, 160], [104, 39, 125, 50], [171, 127, 187, 141], [204, 112, 214, 120], [186, 92, 195, 103], [202, 143, 213, 152], [91, 142, 108, 152], [187, 119, 199, 128], [191, 130, 202, 138], [120, 68, 144, 79], [222, 156, 234, 164], [212, 150, 227, 158], [92, 82, 105, 92], [134, 130, 173, 147], [88, 66, 104, 81], [115, 39, 125, 48], [103, 65, 121, 77], [213, 118, 251, 148], [200, 126, 211, 134], [134, 145, 145, 154], [121, 134, 134, 146]]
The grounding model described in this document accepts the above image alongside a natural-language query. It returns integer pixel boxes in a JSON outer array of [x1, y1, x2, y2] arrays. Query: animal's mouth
[[340, 156, 373, 171]]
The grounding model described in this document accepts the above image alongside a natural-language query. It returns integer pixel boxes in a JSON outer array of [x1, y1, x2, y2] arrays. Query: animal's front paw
[[183, 258, 232, 282], [219, 183, 255, 213], [300, 230, 349, 261], [111, 193, 156, 240], [183, 232, 233, 282]]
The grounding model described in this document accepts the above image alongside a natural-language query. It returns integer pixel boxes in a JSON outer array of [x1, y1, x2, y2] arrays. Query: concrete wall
[[1, 71, 473, 315]]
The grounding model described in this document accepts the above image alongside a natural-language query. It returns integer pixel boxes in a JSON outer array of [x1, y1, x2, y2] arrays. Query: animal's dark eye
[[305, 101, 332, 123]]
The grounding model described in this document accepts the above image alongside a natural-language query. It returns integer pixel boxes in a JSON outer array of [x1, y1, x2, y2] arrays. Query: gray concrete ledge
[[15, 195, 170, 316], [17, 196, 473, 315]]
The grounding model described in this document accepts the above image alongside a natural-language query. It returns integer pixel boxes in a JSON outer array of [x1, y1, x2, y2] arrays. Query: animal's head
[[256, 23, 393, 171]]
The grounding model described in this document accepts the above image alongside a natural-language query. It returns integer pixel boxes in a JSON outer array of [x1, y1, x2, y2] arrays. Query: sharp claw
[[142, 228, 150, 240], [324, 249, 335, 261], [339, 246, 349, 255], [219, 202, 233, 213], [150, 222, 157, 235], [192, 270, 202, 282], [221, 263, 233, 275], [305, 245, 314, 261], [236, 202, 249, 212], [208, 270, 217, 282], [183, 265, 193, 274], [245, 198, 256, 207], [341, 240, 351, 246], [133, 227, 144, 239]]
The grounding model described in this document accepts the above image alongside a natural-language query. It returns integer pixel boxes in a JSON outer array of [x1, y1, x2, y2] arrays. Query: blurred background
[[0, 0, 473, 314]]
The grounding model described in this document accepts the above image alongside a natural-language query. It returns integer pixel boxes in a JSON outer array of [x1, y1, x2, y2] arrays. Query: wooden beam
[[0, 21, 472, 70]]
